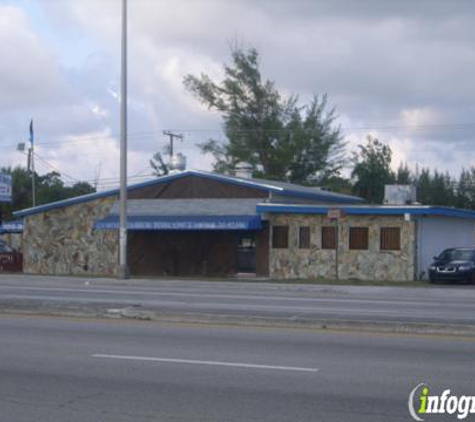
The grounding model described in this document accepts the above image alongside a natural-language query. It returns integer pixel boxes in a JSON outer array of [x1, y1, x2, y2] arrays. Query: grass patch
[[234, 277, 433, 287], [132, 274, 434, 287]]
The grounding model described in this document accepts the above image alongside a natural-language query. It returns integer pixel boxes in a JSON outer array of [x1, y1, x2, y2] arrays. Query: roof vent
[[384, 185, 417, 205], [234, 162, 253, 179], [168, 153, 186, 174]]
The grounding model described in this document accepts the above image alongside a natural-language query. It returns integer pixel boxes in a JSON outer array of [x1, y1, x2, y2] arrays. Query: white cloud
[[400, 107, 442, 128], [0, 6, 68, 109], [33, 128, 214, 192], [2, 0, 475, 185]]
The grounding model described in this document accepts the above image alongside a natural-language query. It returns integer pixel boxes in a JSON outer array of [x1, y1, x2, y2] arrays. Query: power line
[[19, 142, 475, 160], [33, 153, 82, 183], [2, 121, 475, 149]]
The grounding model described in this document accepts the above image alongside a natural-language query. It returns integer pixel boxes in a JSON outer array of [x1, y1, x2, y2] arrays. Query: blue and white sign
[[0, 174, 12, 202], [0, 220, 23, 233], [94, 215, 262, 231]]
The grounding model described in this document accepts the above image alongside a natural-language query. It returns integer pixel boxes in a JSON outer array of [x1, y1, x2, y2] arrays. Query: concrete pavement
[[0, 315, 472, 421], [1, 274, 475, 335]]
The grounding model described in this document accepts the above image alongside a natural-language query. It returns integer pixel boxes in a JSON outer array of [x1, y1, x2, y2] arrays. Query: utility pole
[[163, 131, 183, 157], [29, 119, 36, 207], [118, 0, 128, 279], [327, 209, 342, 282]]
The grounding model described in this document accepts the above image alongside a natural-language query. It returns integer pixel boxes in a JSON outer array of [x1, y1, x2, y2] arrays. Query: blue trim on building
[[13, 170, 364, 218], [256, 204, 475, 220], [94, 215, 262, 231], [13, 171, 192, 218]]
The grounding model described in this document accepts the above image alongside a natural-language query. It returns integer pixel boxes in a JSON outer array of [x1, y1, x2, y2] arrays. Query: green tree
[[183, 46, 345, 185], [351, 136, 395, 203], [0, 166, 95, 221], [456, 168, 475, 209], [150, 151, 169, 177], [414, 168, 456, 206], [319, 175, 354, 196], [429, 171, 455, 206], [395, 162, 412, 184], [415, 168, 432, 205]]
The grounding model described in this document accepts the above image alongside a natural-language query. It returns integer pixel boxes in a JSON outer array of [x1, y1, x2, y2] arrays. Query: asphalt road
[[1, 275, 475, 326], [0, 315, 473, 421]]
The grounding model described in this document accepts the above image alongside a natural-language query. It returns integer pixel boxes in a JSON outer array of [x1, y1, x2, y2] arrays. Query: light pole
[[118, 0, 129, 279], [28, 119, 36, 207]]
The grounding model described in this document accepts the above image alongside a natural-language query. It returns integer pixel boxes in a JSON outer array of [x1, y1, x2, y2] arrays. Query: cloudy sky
[[1, 0, 474, 190]]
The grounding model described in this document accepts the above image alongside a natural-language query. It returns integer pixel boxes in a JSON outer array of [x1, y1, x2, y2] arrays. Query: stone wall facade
[[23, 196, 119, 276], [0, 233, 23, 252], [269, 214, 416, 281]]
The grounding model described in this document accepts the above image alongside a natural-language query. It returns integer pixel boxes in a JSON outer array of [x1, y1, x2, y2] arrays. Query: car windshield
[[447, 249, 475, 261]]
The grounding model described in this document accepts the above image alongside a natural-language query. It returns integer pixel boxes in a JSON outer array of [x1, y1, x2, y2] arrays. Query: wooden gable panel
[[128, 175, 268, 200]]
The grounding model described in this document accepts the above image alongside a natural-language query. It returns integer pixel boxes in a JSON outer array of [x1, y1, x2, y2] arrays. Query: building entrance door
[[237, 234, 256, 273]]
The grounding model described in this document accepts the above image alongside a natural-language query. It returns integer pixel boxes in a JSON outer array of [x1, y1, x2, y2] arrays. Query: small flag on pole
[[29, 119, 34, 145]]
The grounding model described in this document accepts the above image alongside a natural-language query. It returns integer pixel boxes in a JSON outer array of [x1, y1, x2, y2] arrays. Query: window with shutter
[[272, 225, 289, 249], [380, 227, 401, 251], [321, 226, 337, 250], [349, 227, 369, 250], [299, 226, 311, 249]]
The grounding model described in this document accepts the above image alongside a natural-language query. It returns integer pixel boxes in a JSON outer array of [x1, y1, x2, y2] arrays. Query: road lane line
[[92, 354, 319, 373]]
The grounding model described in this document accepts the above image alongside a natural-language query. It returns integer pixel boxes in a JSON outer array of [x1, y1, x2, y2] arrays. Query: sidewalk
[[1, 273, 475, 336]]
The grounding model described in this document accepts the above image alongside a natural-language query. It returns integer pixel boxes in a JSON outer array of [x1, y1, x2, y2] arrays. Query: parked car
[[428, 247, 475, 283], [0, 241, 23, 273]]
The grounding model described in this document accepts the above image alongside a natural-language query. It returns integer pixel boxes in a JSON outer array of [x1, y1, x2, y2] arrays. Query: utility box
[[384, 185, 417, 205]]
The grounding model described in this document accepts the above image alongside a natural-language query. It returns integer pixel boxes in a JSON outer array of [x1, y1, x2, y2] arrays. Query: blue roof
[[13, 170, 364, 218], [256, 204, 475, 220]]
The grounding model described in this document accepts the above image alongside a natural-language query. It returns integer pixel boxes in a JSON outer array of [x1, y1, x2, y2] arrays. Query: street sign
[[0, 174, 12, 203]]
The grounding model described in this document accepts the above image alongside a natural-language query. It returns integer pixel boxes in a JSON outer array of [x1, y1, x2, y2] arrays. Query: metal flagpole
[[30, 119, 36, 207], [31, 149, 36, 207], [118, 0, 129, 279]]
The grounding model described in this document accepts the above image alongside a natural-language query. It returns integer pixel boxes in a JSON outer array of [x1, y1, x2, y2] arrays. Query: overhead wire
[[3, 120, 475, 190], [1, 120, 475, 149]]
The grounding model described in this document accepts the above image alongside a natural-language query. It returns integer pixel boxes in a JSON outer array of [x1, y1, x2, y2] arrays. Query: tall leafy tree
[[415, 168, 432, 205], [395, 162, 412, 184], [430, 170, 455, 206], [0, 166, 95, 220], [351, 136, 395, 203], [456, 168, 475, 209], [183, 46, 345, 185]]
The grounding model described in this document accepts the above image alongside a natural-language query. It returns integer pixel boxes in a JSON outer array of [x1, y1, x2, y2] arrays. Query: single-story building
[[257, 203, 475, 281], [11, 169, 475, 281]]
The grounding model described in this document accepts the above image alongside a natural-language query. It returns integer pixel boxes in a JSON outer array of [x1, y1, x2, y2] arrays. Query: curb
[[1, 303, 474, 338]]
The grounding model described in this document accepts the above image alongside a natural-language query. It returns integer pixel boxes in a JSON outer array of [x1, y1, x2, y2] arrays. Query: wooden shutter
[[272, 225, 289, 249], [380, 227, 401, 251], [349, 227, 369, 250], [299, 226, 311, 249], [321, 226, 337, 249]]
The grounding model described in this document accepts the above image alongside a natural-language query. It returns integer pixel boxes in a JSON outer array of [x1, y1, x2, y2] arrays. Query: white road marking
[[92, 353, 319, 373]]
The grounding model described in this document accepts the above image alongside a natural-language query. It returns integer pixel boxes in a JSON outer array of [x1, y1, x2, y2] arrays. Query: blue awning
[[94, 215, 262, 231]]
